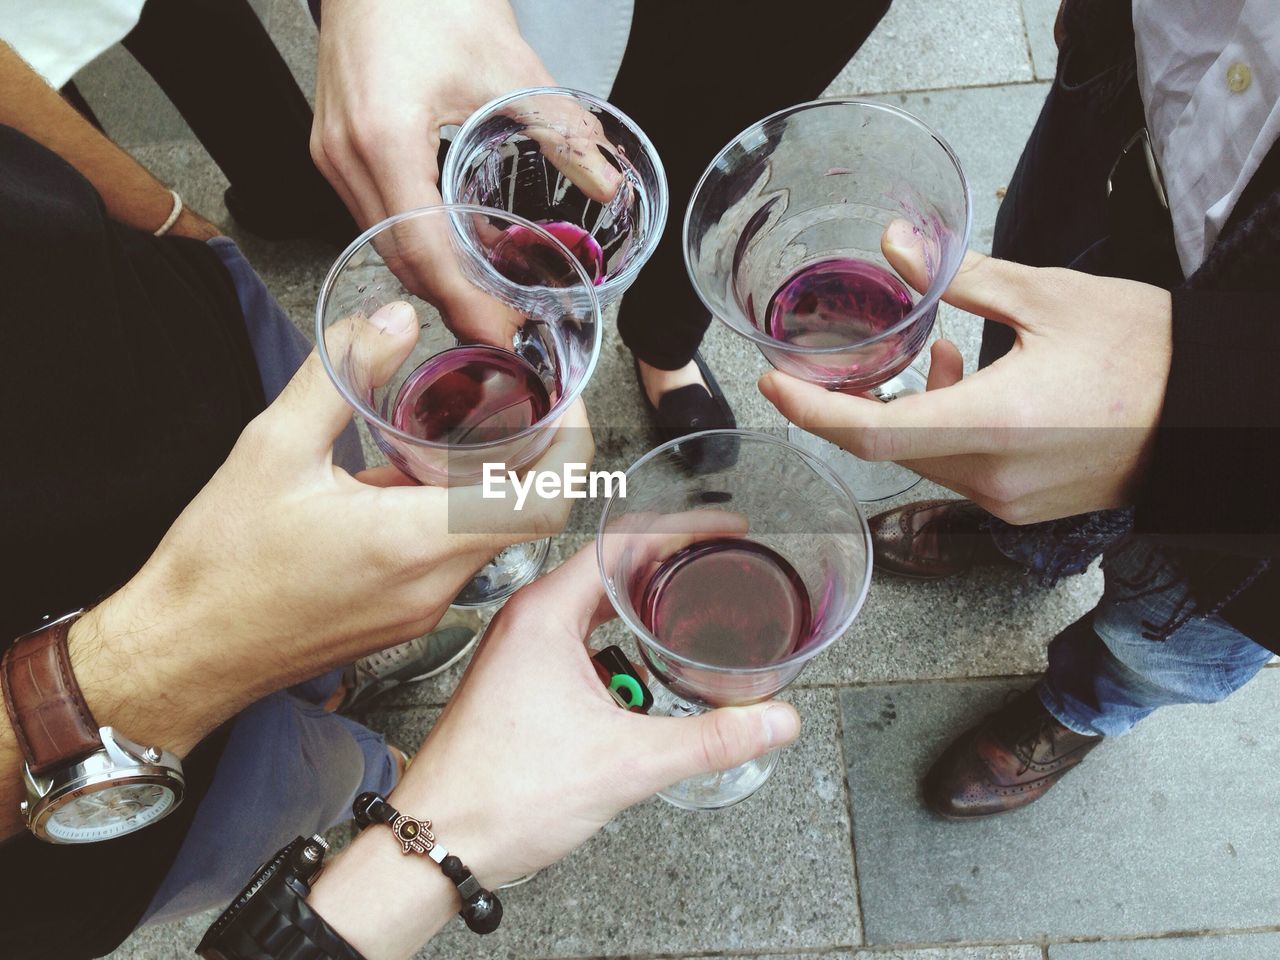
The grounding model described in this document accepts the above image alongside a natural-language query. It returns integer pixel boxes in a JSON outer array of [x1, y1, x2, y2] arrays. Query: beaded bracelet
[[351, 792, 502, 934]]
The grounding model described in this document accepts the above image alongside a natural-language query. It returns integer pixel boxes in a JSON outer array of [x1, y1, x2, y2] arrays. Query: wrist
[[67, 573, 234, 757], [169, 206, 221, 241], [306, 820, 459, 960], [306, 769, 509, 959]]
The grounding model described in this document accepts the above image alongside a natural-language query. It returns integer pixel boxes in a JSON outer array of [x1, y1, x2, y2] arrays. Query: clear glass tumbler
[[317, 204, 602, 606], [442, 85, 667, 304], [597, 430, 872, 809], [684, 99, 972, 502]]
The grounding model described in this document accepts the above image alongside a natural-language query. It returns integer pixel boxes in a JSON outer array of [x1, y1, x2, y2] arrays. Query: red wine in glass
[[391, 344, 552, 445], [490, 220, 606, 287], [640, 537, 812, 669], [765, 257, 913, 347]]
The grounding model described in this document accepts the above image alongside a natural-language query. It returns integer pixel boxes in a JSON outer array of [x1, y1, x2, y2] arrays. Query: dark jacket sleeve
[[1133, 288, 1280, 557]]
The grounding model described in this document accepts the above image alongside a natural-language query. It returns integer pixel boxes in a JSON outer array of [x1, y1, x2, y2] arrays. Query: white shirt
[[1134, 0, 1280, 274], [0, 0, 634, 99], [0, 0, 144, 88]]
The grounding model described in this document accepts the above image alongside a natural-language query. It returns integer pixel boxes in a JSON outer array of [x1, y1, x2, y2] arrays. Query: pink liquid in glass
[[489, 220, 605, 286], [391, 344, 552, 445], [765, 257, 914, 347], [640, 537, 812, 669]]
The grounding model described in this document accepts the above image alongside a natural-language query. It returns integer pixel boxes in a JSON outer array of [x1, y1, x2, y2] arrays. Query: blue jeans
[[1037, 538, 1274, 738], [141, 239, 398, 925]]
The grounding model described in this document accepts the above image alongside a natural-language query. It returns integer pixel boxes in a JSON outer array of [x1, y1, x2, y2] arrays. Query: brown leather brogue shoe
[[923, 687, 1101, 819], [869, 498, 1008, 579]]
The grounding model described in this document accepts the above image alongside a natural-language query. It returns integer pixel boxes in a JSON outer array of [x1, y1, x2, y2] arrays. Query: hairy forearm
[[0, 42, 214, 237], [0, 574, 244, 841]]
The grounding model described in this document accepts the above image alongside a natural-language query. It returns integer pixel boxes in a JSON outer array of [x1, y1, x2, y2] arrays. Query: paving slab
[[356, 689, 861, 960], [267, 0, 319, 102], [1049, 932, 1280, 960], [106, 911, 214, 959], [1021, 0, 1061, 80], [673, 949, 1040, 960], [841, 672, 1280, 945], [866, 84, 1049, 254], [828, 0, 1033, 96]]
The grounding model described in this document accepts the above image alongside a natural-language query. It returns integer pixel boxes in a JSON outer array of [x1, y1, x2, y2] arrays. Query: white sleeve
[[0, 0, 146, 88]]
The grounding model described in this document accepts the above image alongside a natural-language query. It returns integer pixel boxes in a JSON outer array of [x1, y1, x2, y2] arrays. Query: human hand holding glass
[[317, 205, 602, 605], [597, 431, 872, 809], [312, 0, 624, 345], [305, 538, 800, 959], [684, 98, 972, 502], [759, 240, 1174, 525]]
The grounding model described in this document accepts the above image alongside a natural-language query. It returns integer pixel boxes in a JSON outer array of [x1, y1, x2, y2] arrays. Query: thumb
[[271, 300, 418, 461], [881, 218, 1036, 332], [641, 701, 801, 788]]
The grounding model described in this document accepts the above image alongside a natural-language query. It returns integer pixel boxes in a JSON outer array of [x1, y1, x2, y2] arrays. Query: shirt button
[[1227, 62, 1252, 93]]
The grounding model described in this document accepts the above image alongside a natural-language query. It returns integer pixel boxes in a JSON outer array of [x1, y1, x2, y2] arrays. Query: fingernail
[[370, 300, 416, 333], [757, 372, 777, 400], [883, 218, 921, 251], [762, 703, 799, 748]]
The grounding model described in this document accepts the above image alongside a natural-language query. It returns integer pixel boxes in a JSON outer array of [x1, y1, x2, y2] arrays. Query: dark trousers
[[68, 0, 351, 229], [610, 0, 893, 369], [983, 0, 1178, 365]]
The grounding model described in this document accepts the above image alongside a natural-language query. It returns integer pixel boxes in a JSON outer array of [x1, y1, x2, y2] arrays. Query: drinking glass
[[597, 430, 872, 809], [442, 85, 667, 304], [317, 204, 602, 606], [684, 99, 972, 502]]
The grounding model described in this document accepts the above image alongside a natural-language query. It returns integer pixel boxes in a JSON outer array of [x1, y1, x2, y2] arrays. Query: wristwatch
[[198, 835, 367, 960], [1, 610, 185, 843]]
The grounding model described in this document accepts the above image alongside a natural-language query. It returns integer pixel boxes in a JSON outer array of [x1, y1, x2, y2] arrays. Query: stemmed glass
[[318, 204, 601, 606], [684, 99, 972, 502], [597, 430, 872, 809], [442, 85, 668, 305]]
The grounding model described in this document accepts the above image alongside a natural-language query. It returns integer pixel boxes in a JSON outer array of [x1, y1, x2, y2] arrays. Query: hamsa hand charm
[[391, 813, 436, 855]]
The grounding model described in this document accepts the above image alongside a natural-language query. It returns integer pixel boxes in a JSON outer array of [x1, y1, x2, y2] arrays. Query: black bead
[[440, 855, 466, 881], [351, 792, 380, 826], [460, 890, 503, 934]]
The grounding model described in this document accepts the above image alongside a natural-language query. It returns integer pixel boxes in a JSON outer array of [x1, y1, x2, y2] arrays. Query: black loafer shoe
[[636, 351, 738, 472]]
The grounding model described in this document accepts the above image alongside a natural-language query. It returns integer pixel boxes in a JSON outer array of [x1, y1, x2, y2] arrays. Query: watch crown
[[19, 800, 29, 815], [142, 747, 162, 763]]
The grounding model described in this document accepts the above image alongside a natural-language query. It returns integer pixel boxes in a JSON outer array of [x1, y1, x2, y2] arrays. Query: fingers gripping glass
[[684, 99, 973, 502], [597, 431, 872, 810], [443, 85, 668, 305], [317, 204, 602, 606]]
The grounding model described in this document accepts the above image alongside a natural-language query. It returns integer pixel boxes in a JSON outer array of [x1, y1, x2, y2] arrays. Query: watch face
[[44, 781, 178, 843]]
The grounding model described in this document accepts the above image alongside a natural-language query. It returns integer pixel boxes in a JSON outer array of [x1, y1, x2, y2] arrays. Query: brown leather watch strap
[[2, 617, 102, 775]]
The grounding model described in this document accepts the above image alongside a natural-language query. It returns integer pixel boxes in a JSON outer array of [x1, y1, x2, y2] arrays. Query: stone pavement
[[81, 1, 1278, 957]]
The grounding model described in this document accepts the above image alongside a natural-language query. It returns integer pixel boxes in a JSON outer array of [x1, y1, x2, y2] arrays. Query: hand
[[308, 537, 800, 959], [311, 0, 620, 345], [73, 301, 593, 756], [758, 220, 1173, 525]]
